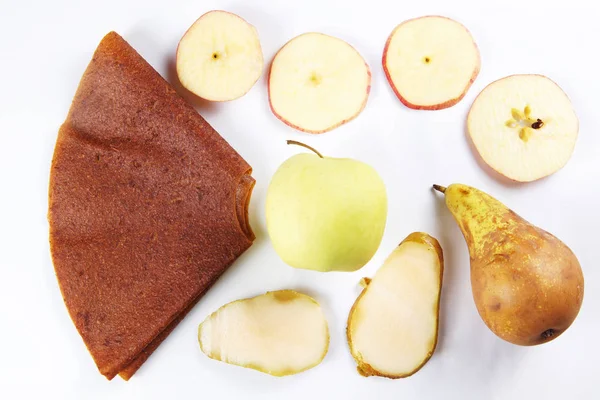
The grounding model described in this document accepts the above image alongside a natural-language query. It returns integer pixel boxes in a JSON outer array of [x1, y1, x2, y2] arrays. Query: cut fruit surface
[[347, 232, 444, 378], [383, 16, 480, 110], [468, 74, 579, 182], [268, 33, 371, 133], [198, 290, 329, 377], [176, 10, 263, 101]]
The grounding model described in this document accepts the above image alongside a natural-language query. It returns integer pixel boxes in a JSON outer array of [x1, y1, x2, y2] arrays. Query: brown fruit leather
[[48, 32, 255, 380]]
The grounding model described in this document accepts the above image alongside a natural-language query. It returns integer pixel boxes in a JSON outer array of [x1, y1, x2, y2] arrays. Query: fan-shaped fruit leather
[[48, 32, 255, 380]]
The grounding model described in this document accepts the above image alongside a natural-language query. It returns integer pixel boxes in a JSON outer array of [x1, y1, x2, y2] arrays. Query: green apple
[[266, 141, 388, 272]]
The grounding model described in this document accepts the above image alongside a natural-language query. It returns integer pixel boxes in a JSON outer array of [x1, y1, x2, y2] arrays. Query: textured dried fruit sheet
[[48, 32, 255, 380]]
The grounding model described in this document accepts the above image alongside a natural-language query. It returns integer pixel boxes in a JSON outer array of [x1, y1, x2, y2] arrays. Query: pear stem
[[433, 184, 447, 194], [286, 140, 323, 158]]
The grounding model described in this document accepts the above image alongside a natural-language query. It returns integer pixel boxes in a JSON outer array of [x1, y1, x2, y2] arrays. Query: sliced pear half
[[199, 290, 329, 377], [347, 232, 444, 378]]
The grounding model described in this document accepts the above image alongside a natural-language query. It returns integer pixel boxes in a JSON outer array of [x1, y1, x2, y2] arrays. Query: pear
[[198, 290, 329, 376], [347, 232, 444, 378], [433, 183, 584, 345]]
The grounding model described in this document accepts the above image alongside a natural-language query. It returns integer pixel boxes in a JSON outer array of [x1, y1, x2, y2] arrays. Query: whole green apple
[[266, 141, 387, 272]]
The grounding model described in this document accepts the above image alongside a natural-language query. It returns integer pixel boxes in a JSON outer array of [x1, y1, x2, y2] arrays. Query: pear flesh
[[198, 290, 329, 376], [434, 184, 584, 345], [347, 232, 444, 378]]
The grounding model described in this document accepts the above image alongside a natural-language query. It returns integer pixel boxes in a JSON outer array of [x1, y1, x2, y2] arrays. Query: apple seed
[[506, 106, 544, 141], [531, 118, 544, 129], [519, 127, 533, 142], [511, 108, 524, 121]]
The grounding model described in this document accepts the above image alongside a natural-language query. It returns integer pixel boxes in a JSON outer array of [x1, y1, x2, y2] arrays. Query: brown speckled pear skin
[[437, 184, 584, 346], [48, 31, 255, 380]]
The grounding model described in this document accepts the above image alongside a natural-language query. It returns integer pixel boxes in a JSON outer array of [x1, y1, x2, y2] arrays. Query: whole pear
[[433, 183, 584, 346]]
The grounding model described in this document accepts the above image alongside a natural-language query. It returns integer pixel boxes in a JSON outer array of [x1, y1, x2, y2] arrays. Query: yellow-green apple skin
[[266, 153, 387, 272]]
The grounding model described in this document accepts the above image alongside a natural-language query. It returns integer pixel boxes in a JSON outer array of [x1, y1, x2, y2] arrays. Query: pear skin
[[433, 184, 584, 346]]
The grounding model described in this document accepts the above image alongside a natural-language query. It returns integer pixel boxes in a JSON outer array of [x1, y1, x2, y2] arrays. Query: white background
[[1, 0, 599, 399]]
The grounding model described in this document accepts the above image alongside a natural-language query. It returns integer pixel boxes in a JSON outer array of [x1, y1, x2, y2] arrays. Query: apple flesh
[[347, 232, 444, 378], [266, 142, 387, 272], [468, 74, 579, 182], [198, 290, 329, 377], [176, 10, 264, 101], [268, 33, 371, 134], [383, 16, 480, 110]]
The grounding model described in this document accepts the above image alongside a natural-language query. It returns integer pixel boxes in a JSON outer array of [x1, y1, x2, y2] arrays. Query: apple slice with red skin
[[268, 32, 371, 134], [467, 74, 579, 182], [383, 16, 480, 110], [176, 10, 264, 102]]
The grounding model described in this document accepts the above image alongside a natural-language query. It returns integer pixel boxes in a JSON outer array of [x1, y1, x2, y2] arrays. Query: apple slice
[[176, 10, 264, 101], [268, 33, 371, 134], [198, 290, 329, 377], [347, 232, 444, 378], [383, 16, 480, 110], [468, 74, 579, 182]]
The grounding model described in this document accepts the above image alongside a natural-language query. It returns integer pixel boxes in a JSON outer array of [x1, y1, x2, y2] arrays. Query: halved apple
[[176, 10, 264, 101], [198, 290, 329, 377], [383, 16, 480, 110], [268, 33, 371, 134], [467, 74, 579, 182], [347, 232, 444, 378]]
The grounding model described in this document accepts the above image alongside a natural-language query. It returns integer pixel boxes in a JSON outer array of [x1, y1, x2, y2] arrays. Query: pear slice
[[198, 290, 329, 377], [347, 232, 444, 378]]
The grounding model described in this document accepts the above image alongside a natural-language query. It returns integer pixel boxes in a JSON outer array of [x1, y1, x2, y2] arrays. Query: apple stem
[[286, 140, 324, 158], [432, 184, 447, 194]]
